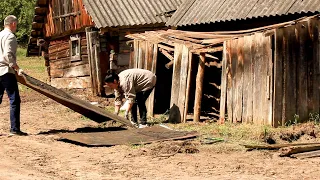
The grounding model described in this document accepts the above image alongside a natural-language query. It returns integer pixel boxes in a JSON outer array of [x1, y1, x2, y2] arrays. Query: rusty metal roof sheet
[[167, 0, 320, 26], [83, 0, 184, 28]]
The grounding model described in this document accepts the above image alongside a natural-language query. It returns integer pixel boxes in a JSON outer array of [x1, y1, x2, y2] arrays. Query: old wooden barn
[[127, 15, 320, 127], [27, 0, 183, 96]]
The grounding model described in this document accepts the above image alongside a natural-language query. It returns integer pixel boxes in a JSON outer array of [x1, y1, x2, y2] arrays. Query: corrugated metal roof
[[167, 0, 320, 26], [83, 0, 184, 28]]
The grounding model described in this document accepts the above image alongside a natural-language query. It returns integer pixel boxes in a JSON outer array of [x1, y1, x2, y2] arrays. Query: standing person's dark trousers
[[0, 73, 21, 132], [131, 87, 154, 125]]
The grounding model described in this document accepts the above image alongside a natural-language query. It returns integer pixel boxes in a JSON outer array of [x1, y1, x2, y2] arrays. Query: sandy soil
[[0, 90, 319, 180]]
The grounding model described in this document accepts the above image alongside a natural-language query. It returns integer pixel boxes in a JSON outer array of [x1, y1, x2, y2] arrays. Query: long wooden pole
[[194, 53, 206, 122]]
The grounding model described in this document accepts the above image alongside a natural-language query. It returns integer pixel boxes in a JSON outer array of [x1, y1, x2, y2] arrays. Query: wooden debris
[[290, 150, 320, 159], [279, 145, 320, 157], [242, 143, 320, 150]]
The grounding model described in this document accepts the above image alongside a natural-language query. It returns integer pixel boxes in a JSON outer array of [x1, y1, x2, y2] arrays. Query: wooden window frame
[[70, 34, 81, 62]]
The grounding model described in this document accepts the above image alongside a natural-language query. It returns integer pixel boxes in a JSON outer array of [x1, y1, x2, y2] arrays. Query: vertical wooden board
[[310, 19, 320, 115], [283, 26, 297, 125], [231, 39, 238, 123], [252, 33, 263, 124], [147, 42, 154, 71], [308, 19, 320, 117], [170, 44, 183, 107], [151, 44, 158, 73], [263, 34, 274, 125], [131, 40, 139, 68], [234, 38, 244, 122], [144, 41, 149, 70], [296, 22, 309, 122], [258, 33, 272, 125], [136, 40, 142, 68], [219, 42, 228, 123], [226, 41, 233, 122], [266, 35, 274, 126], [178, 45, 190, 122], [273, 28, 284, 127], [242, 35, 253, 123], [147, 44, 158, 117], [138, 41, 146, 69], [184, 52, 193, 123]]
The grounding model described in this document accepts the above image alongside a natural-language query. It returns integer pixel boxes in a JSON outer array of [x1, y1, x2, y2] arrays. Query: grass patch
[[17, 48, 47, 81], [16, 48, 47, 92]]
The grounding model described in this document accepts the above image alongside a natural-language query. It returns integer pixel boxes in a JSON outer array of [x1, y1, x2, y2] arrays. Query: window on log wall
[[70, 34, 81, 61]]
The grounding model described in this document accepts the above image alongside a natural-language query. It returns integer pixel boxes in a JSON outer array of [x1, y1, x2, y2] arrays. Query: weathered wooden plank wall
[[49, 32, 91, 89], [46, 0, 93, 37], [273, 19, 320, 126], [223, 32, 273, 125], [130, 40, 159, 117]]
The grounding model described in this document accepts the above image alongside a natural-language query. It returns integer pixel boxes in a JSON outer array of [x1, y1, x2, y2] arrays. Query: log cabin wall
[[48, 33, 91, 88]]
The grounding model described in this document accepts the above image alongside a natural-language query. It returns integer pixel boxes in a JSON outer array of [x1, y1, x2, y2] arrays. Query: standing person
[[104, 69, 156, 128], [0, 15, 26, 136]]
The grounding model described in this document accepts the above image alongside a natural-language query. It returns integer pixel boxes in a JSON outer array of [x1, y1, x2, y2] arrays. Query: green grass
[[16, 48, 47, 92], [17, 48, 47, 81]]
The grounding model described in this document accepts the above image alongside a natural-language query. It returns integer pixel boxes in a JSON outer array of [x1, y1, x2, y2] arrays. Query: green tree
[[0, 0, 36, 45]]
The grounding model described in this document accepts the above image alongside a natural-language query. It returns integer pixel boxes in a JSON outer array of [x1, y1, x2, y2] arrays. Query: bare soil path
[[0, 90, 319, 180]]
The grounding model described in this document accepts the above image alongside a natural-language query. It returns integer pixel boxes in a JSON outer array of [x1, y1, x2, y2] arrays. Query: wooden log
[[291, 150, 320, 159], [49, 43, 70, 54], [279, 145, 320, 157], [49, 49, 70, 60], [193, 53, 206, 122], [242, 143, 320, 150]]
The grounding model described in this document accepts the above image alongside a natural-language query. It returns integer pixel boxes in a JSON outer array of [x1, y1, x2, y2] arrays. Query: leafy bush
[[0, 0, 36, 45]]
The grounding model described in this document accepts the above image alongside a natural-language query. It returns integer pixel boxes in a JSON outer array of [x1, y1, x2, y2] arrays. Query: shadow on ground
[[37, 126, 127, 135]]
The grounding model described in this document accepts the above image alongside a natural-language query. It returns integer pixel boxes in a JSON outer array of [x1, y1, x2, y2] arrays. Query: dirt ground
[[0, 90, 320, 180]]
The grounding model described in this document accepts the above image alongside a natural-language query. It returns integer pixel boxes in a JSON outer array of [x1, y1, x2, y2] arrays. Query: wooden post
[[86, 27, 97, 95], [194, 53, 206, 122]]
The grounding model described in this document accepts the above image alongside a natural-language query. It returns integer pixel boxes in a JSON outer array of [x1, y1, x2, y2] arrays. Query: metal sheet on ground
[[58, 126, 198, 146]]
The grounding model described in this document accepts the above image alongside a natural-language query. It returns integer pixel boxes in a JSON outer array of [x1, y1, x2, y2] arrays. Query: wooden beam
[[280, 145, 320, 157], [165, 61, 174, 69], [193, 53, 206, 122], [191, 46, 224, 53], [158, 44, 174, 51], [159, 48, 174, 69], [242, 143, 320, 150], [53, 11, 81, 19]]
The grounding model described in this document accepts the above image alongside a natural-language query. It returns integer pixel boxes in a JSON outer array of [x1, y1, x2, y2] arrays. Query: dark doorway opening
[[154, 52, 173, 114]]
